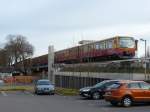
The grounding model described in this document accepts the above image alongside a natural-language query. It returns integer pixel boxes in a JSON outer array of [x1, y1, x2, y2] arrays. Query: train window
[[69, 49, 71, 54], [99, 43, 102, 49], [80, 46, 83, 52], [95, 43, 99, 50], [102, 42, 106, 49], [119, 37, 134, 48], [107, 40, 113, 49], [89, 44, 94, 50], [105, 41, 108, 49], [100, 41, 105, 49], [83, 45, 88, 52]]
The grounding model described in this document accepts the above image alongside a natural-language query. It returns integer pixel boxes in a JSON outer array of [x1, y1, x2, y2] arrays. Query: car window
[[140, 82, 150, 90], [94, 81, 117, 88], [107, 82, 122, 89], [127, 83, 141, 89], [37, 81, 51, 85], [104, 81, 118, 87], [93, 81, 107, 88]]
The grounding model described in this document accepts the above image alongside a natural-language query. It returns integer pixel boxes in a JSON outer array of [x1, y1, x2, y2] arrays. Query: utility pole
[[140, 39, 147, 80]]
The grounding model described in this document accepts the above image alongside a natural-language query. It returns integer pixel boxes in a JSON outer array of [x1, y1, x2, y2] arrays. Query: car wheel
[[121, 96, 132, 107], [34, 91, 37, 94], [49, 92, 55, 95], [35, 91, 40, 95], [110, 101, 118, 106], [92, 92, 100, 100]]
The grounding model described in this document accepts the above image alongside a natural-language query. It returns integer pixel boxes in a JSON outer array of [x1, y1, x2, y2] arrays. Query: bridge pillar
[[48, 45, 55, 84]]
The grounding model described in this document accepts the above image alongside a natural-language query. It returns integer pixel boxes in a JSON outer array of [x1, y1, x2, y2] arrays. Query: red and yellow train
[[55, 36, 138, 64]]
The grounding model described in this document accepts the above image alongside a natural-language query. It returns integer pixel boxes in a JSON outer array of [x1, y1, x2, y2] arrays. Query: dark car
[[79, 80, 120, 100]]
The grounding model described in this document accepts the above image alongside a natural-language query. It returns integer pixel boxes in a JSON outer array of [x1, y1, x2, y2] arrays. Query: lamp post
[[140, 39, 147, 80]]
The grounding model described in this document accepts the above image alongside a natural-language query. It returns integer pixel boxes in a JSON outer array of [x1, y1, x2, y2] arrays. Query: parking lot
[[0, 91, 149, 112]]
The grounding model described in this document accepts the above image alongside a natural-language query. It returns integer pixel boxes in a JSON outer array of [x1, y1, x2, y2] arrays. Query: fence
[[55, 75, 107, 89], [3, 76, 39, 85], [54, 59, 150, 89]]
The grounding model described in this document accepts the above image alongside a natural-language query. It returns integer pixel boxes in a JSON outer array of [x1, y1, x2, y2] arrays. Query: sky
[[0, 0, 150, 57]]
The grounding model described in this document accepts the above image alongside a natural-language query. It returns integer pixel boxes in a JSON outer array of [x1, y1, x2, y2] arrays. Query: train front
[[117, 37, 137, 58]]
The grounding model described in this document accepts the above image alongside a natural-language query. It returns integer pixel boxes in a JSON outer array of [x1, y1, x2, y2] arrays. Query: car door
[[95, 82, 109, 95], [139, 82, 150, 102], [127, 82, 143, 102]]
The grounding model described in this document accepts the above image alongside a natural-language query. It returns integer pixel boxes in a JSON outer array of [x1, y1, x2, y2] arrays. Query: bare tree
[[4, 34, 34, 74], [0, 49, 8, 67]]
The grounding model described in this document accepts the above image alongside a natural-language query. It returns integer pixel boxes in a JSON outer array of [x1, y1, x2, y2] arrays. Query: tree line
[[0, 34, 34, 74]]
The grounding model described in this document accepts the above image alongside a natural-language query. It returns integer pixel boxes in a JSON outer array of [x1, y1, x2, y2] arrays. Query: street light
[[140, 38, 147, 80], [140, 39, 147, 58]]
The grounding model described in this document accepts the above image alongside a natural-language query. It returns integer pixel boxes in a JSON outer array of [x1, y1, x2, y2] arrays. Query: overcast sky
[[0, 0, 150, 57]]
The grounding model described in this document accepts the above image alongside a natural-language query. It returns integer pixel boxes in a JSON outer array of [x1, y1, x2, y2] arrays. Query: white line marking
[[1, 91, 8, 96]]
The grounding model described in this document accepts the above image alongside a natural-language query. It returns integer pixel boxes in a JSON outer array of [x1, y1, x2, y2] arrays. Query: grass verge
[[55, 88, 79, 96], [0, 86, 34, 91], [0, 86, 79, 96]]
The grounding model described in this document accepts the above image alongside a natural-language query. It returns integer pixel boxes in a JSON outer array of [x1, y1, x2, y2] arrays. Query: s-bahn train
[[55, 36, 138, 64]]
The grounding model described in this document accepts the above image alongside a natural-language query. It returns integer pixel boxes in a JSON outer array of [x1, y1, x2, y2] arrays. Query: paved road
[[0, 91, 150, 112]]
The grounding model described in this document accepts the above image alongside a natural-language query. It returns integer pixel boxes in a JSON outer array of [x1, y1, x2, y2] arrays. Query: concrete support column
[[48, 45, 55, 84]]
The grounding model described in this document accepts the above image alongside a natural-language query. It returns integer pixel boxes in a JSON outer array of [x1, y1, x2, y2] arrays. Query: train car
[[55, 36, 138, 64], [55, 46, 79, 63], [32, 54, 48, 71]]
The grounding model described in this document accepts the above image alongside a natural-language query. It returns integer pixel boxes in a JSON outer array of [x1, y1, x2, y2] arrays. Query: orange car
[[104, 80, 150, 107]]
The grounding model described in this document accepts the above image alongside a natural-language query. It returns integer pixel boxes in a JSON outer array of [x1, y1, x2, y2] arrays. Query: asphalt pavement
[[0, 91, 150, 112]]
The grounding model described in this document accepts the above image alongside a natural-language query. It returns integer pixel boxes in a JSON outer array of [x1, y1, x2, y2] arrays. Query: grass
[[0, 85, 34, 91], [0, 85, 79, 96], [55, 88, 79, 96]]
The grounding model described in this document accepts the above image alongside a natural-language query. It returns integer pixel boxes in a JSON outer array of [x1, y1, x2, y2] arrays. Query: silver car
[[34, 79, 55, 95]]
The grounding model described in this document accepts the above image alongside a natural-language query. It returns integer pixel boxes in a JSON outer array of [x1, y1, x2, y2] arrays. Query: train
[[55, 36, 138, 64]]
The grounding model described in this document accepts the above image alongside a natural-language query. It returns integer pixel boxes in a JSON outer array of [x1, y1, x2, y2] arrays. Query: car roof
[[103, 80, 146, 83], [114, 80, 145, 84], [37, 79, 50, 82], [103, 79, 125, 82]]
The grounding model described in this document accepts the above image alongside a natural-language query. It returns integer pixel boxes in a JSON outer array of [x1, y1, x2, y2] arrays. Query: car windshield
[[93, 81, 107, 88], [37, 81, 51, 85], [107, 83, 122, 89], [119, 37, 135, 48]]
